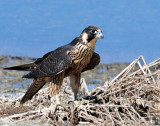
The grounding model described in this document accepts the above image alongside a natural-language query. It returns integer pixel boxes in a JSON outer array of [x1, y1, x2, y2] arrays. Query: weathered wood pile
[[0, 56, 160, 126]]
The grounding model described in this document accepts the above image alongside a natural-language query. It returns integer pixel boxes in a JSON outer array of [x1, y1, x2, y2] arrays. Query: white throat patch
[[81, 32, 88, 44]]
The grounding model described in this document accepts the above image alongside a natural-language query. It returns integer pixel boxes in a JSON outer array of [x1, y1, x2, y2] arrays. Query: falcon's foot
[[50, 94, 69, 114], [68, 99, 88, 109]]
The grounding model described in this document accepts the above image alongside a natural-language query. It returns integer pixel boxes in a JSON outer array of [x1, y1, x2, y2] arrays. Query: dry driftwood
[[1, 56, 160, 125]]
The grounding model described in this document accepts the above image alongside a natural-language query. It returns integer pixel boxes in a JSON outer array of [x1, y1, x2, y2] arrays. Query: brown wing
[[23, 45, 73, 78], [4, 45, 73, 79], [82, 52, 100, 72]]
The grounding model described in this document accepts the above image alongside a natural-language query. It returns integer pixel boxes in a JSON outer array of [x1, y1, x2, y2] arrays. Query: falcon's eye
[[90, 30, 97, 34]]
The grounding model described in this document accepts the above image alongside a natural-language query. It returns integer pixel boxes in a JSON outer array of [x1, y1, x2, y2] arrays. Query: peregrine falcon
[[4, 26, 104, 104]]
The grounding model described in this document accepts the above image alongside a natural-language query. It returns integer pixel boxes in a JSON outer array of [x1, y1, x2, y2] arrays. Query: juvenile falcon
[[4, 26, 104, 104]]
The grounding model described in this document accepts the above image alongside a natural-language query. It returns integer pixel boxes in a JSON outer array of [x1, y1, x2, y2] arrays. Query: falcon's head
[[80, 26, 104, 45]]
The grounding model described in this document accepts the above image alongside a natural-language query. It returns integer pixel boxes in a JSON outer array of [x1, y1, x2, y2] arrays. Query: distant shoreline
[[0, 54, 130, 64]]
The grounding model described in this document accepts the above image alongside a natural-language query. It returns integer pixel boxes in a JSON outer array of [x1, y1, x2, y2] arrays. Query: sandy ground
[[0, 55, 130, 126]]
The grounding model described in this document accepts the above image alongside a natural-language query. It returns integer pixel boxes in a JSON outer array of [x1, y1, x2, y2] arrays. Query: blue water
[[0, 0, 160, 63]]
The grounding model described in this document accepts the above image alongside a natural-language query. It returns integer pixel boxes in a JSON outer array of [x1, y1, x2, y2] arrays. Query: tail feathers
[[4, 63, 35, 71], [22, 73, 34, 78], [22, 72, 36, 78], [22, 70, 44, 79], [20, 78, 46, 104]]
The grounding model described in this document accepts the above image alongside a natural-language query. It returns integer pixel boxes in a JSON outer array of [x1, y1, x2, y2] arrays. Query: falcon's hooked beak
[[96, 31, 104, 39]]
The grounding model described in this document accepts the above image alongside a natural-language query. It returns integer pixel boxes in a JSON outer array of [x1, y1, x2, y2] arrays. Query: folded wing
[[4, 45, 73, 79]]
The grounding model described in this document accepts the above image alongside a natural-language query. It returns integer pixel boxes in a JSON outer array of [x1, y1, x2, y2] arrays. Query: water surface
[[0, 0, 160, 63]]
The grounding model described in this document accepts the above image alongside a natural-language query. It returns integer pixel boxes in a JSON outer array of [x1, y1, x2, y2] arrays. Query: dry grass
[[1, 56, 160, 126]]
